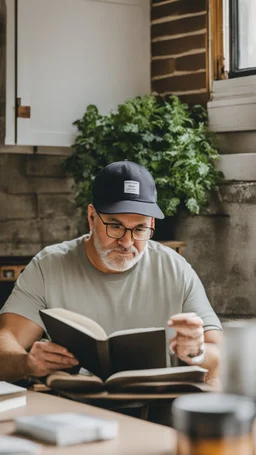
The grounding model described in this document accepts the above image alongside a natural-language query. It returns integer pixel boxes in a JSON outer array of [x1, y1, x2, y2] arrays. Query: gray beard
[[92, 229, 147, 272]]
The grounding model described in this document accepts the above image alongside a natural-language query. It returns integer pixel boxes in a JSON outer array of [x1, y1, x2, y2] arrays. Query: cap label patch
[[124, 180, 140, 195]]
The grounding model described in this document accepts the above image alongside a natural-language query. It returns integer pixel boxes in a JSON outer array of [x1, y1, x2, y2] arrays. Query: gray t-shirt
[[1, 236, 221, 336]]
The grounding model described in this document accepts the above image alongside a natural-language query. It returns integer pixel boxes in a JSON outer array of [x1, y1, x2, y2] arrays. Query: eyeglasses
[[96, 212, 155, 241]]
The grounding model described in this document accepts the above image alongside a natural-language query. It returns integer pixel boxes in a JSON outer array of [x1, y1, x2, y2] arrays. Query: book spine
[[97, 340, 112, 380]]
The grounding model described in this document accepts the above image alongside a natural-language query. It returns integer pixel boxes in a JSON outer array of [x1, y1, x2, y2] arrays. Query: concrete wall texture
[[0, 154, 82, 256], [176, 183, 256, 317]]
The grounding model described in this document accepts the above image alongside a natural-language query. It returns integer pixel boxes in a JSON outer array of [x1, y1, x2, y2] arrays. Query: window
[[208, 0, 256, 139], [229, 0, 256, 77]]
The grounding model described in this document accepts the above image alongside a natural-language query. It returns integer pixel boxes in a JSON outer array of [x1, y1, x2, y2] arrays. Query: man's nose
[[117, 229, 134, 248]]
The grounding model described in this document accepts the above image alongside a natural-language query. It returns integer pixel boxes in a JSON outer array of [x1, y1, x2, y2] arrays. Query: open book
[[40, 309, 166, 380], [44, 366, 210, 394]]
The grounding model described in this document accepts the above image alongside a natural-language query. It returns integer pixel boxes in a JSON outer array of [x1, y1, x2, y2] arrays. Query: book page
[[119, 381, 213, 393], [46, 371, 104, 393], [41, 308, 107, 340], [109, 327, 164, 339], [106, 366, 208, 387]]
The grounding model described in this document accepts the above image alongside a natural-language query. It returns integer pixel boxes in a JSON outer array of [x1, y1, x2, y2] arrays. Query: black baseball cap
[[92, 161, 164, 219]]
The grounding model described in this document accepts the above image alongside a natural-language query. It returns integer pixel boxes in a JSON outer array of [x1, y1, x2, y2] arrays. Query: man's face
[[88, 206, 154, 272]]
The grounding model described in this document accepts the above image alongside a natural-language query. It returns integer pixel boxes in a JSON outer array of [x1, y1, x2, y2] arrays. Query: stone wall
[[175, 183, 256, 318], [0, 154, 83, 256]]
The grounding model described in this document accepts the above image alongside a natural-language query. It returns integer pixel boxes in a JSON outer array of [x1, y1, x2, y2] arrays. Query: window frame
[[229, 0, 256, 78]]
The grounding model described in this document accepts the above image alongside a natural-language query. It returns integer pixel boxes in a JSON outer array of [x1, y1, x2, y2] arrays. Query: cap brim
[[94, 200, 165, 219]]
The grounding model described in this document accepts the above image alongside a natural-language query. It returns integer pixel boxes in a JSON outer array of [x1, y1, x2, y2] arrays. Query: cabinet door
[[16, 0, 150, 146]]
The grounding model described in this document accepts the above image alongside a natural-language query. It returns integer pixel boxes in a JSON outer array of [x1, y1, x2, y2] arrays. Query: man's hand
[[26, 341, 79, 377], [168, 312, 204, 364]]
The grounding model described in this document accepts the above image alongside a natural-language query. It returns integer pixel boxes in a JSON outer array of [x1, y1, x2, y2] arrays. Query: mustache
[[107, 246, 138, 254]]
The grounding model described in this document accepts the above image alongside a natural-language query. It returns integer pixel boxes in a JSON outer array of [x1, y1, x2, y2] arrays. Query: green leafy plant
[[64, 95, 224, 217]]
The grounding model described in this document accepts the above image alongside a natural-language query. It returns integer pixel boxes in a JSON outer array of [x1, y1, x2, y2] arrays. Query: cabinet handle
[[16, 97, 31, 118]]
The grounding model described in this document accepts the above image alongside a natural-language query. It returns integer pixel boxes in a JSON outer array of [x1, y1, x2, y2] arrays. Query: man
[[0, 161, 222, 385]]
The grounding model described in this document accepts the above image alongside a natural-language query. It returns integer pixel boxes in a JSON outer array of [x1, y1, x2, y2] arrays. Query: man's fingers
[[41, 351, 79, 366], [169, 316, 203, 327], [169, 339, 203, 353], [168, 326, 204, 337], [175, 346, 199, 359], [30, 342, 79, 373], [167, 313, 206, 363], [45, 362, 80, 373], [174, 334, 204, 345], [169, 313, 197, 322], [36, 341, 75, 358], [169, 329, 205, 361], [169, 340, 177, 354]]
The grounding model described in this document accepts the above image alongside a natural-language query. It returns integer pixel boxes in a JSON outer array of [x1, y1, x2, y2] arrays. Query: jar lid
[[172, 393, 256, 439]]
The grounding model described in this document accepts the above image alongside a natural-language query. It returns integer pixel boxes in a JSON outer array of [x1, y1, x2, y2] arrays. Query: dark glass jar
[[172, 393, 255, 455]]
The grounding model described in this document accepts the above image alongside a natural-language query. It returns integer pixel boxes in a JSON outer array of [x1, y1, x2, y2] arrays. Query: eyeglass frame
[[95, 211, 155, 241]]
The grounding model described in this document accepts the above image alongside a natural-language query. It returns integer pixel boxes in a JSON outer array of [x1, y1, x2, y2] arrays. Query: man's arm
[[0, 313, 78, 382], [168, 313, 223, 388]]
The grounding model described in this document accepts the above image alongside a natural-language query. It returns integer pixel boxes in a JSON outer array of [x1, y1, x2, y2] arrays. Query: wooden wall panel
[[152, 14, 207, 39], [152, 72, 206, 93], [152, 34, 206, 57], [152, 58, 175, 77], [151, 0, 208, 105], [175, 52, 206, 72], [152, 0, 206, 21]]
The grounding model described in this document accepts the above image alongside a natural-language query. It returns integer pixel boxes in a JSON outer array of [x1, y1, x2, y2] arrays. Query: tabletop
[[0, 391, 177, 454]]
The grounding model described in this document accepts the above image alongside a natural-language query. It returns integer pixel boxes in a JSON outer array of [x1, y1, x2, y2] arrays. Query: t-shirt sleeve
[[0, 257, 46, 329], [182, 264, 222, 331]]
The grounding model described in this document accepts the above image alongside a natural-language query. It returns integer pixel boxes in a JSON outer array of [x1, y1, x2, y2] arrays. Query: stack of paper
[[0, 382, 27, 412], [15, 412, 118, 446]]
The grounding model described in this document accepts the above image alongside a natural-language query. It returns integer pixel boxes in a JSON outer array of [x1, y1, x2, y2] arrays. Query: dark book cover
[[109, 329, 166, 374], [40, 310, 167, 381], [40, 311, 111, 380]]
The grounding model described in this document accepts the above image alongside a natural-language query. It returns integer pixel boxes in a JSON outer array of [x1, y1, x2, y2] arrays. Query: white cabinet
[[6, 0, 150, 147]]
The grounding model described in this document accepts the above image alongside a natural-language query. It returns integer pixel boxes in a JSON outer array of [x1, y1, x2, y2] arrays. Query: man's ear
[[151, 217, 155, 229], [88, 204, 95, 231]]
